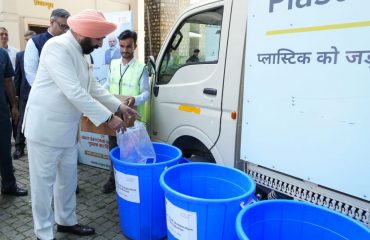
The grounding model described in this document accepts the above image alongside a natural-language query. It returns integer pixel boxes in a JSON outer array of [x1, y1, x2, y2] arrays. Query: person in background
[[104, 35, 121, 65], [0, 27, 19, 69], [23, 9, 139, 240], [0, 27, 20, 142], [24, 8, 70, 87], [186, 48, 200, 63], [101, 30, 150, 194], [13, 30, 36, 160], [0, 47, 28, 197]]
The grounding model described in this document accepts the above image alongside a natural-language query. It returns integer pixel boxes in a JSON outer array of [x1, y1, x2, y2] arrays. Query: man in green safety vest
[[101, 30, 150, 194]]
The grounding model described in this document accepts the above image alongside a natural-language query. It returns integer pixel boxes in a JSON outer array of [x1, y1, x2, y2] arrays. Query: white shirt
[[104, 58, 150, 106], [110, 47, 117, 58], [24, 30, 55, 86], [3, 46, 18, 70], [24, 38, 40, 86]]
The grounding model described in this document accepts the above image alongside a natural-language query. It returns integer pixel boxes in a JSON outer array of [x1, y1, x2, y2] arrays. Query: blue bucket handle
[[240, 195, 259, 209], [178, 157, 191, 164], [145, 158, 156, 163], [164, 157, 191, 170]]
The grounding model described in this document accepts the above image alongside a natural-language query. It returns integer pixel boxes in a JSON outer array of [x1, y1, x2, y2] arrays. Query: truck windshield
[[158, 7, 223, 84]]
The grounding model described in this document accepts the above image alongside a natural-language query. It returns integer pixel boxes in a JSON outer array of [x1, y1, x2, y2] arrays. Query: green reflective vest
[[109, 59, 149, 123]]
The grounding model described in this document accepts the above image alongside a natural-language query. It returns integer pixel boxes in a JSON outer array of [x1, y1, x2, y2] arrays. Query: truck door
[[151, 3, 230, 154]]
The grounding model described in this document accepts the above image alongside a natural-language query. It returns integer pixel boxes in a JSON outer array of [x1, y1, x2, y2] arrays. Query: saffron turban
[[67, 9, 116, 38]]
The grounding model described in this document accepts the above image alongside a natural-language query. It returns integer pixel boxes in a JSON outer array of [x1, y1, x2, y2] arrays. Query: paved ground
[[0, 143, 129, 240]]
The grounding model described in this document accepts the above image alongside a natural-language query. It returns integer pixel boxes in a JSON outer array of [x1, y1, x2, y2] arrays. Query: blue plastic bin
[[160, 162, 256, 240], [110, 142, 182, 240], [236, 199, 370, 240]]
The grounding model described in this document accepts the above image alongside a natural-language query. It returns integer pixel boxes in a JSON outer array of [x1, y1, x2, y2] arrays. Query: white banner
[[241, 1, 370, 200], [78, 131, 110, 170], [91, 11, 133, 86]]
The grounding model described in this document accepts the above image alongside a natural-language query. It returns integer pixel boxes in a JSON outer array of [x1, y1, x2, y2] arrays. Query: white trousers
[[27, 140, 78, 240]]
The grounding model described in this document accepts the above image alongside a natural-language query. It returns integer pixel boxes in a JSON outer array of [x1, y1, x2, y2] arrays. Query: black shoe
[[13, 149, 24, 159], [56, 224, 95, 236], [76, 185, 80, 194], [1, 186, 28, 196], [101, 177, 115, 194]]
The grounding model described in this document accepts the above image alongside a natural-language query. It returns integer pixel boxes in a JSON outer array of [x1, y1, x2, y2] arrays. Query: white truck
[[147, 0, 370, 227]]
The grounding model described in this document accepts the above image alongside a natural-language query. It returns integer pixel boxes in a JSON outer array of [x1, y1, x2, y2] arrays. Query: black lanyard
[[118, 64, 130, 95]]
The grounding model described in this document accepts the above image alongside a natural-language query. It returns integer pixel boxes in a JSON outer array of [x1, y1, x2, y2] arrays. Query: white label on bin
[[114, 170, 140, 203], [165, 198, 197, 240]]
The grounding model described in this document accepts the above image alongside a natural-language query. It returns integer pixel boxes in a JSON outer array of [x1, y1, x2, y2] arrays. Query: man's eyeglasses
[[0, 33, 8, 37], [54, 20, 69, 31]]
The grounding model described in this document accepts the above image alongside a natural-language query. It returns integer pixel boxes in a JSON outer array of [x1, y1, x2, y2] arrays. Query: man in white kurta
[[23, 9, 138, 240]]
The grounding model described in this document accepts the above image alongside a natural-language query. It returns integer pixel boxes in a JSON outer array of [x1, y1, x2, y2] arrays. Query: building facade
[[0, 0, 146, 61], [0, 0, 199, 65], [144, 0, 199, 59]]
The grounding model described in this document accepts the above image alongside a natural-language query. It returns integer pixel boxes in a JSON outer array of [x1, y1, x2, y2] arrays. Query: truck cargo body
[[149, 0, 370, 226]]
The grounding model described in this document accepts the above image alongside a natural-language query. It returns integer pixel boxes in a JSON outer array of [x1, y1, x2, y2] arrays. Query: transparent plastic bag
[[116, 121, 156, 164]]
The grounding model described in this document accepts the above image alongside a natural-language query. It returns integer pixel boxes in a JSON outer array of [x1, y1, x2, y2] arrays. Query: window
[[158, 7, 223, 84]]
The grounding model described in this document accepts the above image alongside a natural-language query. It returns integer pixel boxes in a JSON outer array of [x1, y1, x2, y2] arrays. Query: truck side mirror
[[147, 55, 156, 77]]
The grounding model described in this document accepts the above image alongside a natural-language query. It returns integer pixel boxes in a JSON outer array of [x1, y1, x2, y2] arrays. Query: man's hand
[[118, 104, 140, 125], [114, 95, 135, 108], [4, 77, 19, 124], [126, 97, 135, 108], [11, 106, 19, 125], [107, 115, 126, 132]]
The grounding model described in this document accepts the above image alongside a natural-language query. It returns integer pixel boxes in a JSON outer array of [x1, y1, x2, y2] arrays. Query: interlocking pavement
[[0, 143, 128, 240]]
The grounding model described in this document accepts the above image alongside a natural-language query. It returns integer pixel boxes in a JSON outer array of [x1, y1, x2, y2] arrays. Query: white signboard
[[78, 131, 110, 170], [240, 1, 370, 200], [165, 199, 197, 240]]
